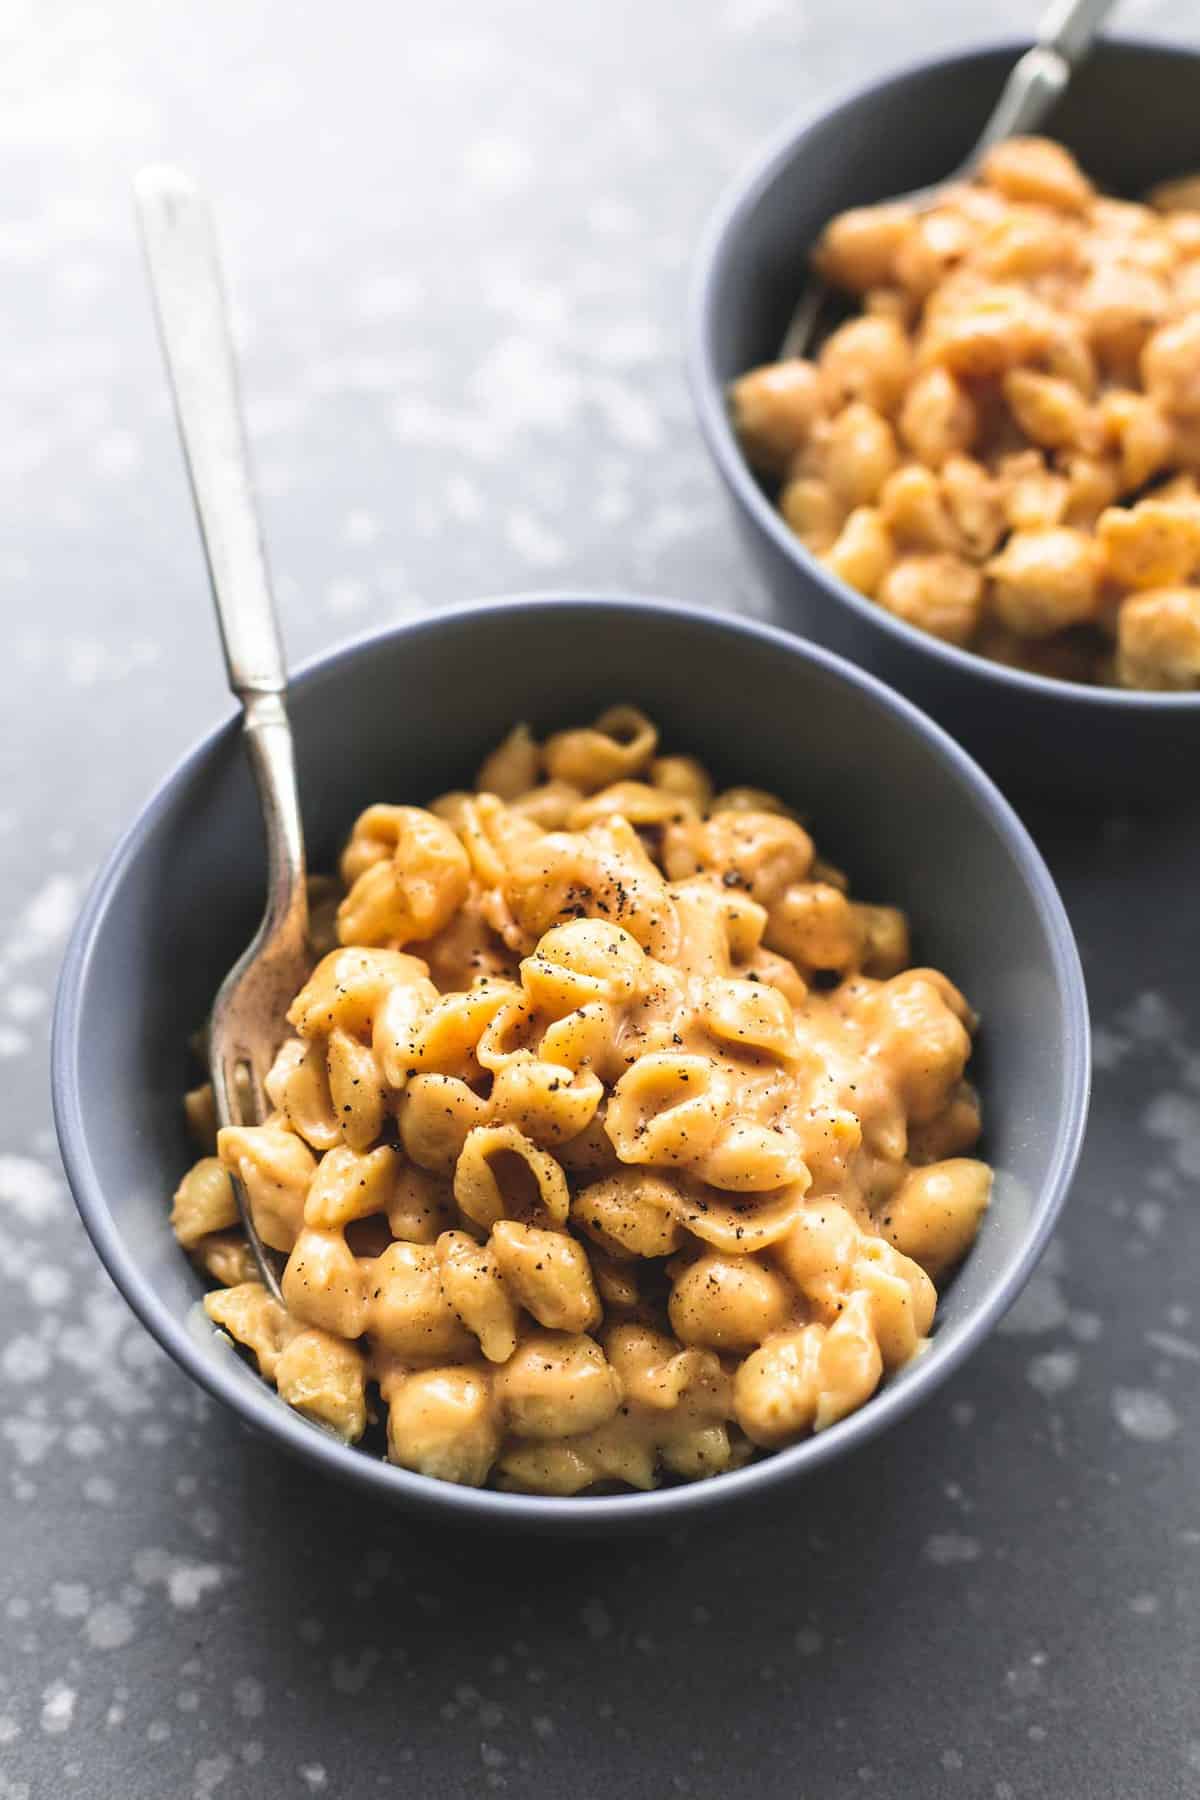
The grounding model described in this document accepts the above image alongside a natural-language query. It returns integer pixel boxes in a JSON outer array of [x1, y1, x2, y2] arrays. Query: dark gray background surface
[[1, 2, 1197, 1795]]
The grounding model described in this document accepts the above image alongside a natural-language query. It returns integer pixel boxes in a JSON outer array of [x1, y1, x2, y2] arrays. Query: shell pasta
[[176, 708, 992, 1494], [732, 138, 1200, 688]]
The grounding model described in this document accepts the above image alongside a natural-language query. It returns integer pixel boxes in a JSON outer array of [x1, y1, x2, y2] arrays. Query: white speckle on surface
[[342, 509, 379, 546], [470, 334, 577, 440], [193, 1753, 232, 1798], [134, 1548, 227, 1609], [581, 1598, 611, 1641], [0, 1024, 30, 1057], [923, 1533, 981, 1567], [63, 636, 159, 688], [52, 1583, 90, 1619], [587, 373, 662, 450], [85, 1602, 135, 1649], [65, 1424, 106, 1459], [233, 1677, 264, 1719], [1142, 1091, 1200, 1178], [147, 1720, 170, 1744], [4, 1417, 58, 1467], [0, 1716, 19, 1745], [171, 1562, 225, 1608], [504, 509, 567, 567], [4, 982, 44, 1019], [1090, 1025, 1127, 1070], [593, 486, 631, 525], [350, 272, 424, 321], [190, 1503, 219, 1541], [1113, 1388, 1179, 1443], [299, 1767, 328, 1792], [325, 576, 370, 616], [1005, 1658, 1046, 1700], [464, 133, 532, 193], [1146, 1329, 1200, 1364], [0, 1156, 64, 1224], [93, 428, 141, 478], [722, 0, 789, 28], [1129, 1592, 1160, 1616], [794, 1627, 823, 1656], [83, 1475, 116, 1506], [389, 396, 487, 456], [28, 1265, 70, 1307], [445, 473, 485, 521], [331, 1650, 378, 1696], [1126, 991, 1178, 1045], [999, 1264, 1069, 1337], [40, 1681, 76, 1734], [2, 1335, 52, 1382], [941, 1748, 964, 1771], [1135, 1199, 1165, 1238], [1027, 1349, 1080, 1398], [0, 874, 80, 975]]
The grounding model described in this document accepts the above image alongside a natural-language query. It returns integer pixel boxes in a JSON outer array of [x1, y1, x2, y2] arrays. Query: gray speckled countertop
[[3, 1, 1199, 1795]]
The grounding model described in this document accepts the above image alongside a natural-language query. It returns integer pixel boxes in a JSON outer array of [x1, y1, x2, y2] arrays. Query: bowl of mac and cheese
[[53, 596, 1088, 1528], [690, 38, 1200, 799]]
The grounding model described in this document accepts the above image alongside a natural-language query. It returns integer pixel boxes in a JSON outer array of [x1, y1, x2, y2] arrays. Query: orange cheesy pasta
[[173, 708, 991, 1494]]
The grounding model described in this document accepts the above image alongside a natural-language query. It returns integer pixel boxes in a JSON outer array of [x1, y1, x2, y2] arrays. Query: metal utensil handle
[[1039, 0, 1119, 64], [136, 159, 307, 944], [969, 0, 1117, 159], [135, 166, 285, 700]]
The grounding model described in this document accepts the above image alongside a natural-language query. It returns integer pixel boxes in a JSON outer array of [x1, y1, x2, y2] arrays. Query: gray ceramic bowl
[[52, 595, 1089, 1532], [689, 38, 1200, 802]]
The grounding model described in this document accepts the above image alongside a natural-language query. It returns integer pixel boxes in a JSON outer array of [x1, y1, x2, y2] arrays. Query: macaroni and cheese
[[175, 709, 991, 1493], [732, 137, 1200, 688]]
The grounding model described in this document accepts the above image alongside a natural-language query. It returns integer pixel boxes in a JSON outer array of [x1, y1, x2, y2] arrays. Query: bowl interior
[[55, 598, 1087, 1526], [702, 38, 1200, 394]]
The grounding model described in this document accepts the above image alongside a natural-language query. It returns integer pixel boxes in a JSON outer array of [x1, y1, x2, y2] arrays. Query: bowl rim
[[686, 32, 1200, 713], [52, 591, 1091, 1529]]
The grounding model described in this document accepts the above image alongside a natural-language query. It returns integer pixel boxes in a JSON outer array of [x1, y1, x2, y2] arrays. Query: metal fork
[[778, 0, 1118, 360], [136, 167, 311, 1303]]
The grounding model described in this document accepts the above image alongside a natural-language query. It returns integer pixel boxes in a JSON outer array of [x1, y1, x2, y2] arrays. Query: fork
[[778, 0, 1118, 360], [136, 167, 312, 1303]]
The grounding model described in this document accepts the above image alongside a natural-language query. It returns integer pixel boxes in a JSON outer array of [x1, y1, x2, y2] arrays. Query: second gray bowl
[[689, 37, 1200, 802]]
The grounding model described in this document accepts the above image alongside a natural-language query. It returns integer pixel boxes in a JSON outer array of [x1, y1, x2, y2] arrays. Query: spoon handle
[[970, 0, 1118, 155], [134, 166, 285, 703]]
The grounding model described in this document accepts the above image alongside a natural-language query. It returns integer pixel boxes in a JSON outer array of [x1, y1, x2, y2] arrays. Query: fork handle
[[1039, 0, 1118, 65], [969, 0, 1117, 157], [135, 166, 285, 701], [136, 165, 307, 927]]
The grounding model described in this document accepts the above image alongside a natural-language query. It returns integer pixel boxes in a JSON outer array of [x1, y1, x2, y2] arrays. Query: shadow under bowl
[[52, 595, 1089, 1533], [689, 36, 1200, 805]]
